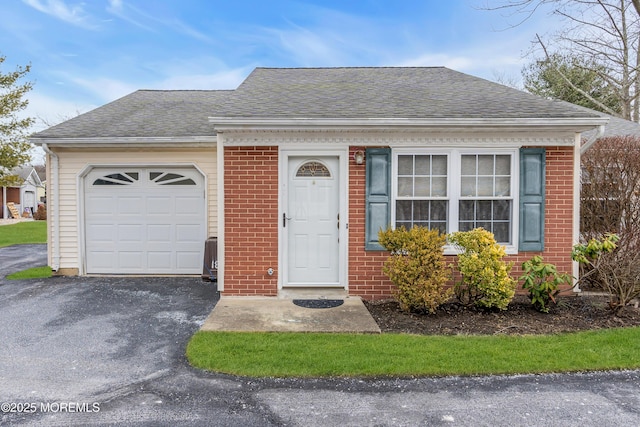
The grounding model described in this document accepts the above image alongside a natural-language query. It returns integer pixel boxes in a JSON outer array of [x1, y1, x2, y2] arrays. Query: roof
[[577, 109, 640, 139], [7, 166, 43, 187], [33, 90, 233, 139], [32, 66, 604, 141], [216, 67, 602, 119]]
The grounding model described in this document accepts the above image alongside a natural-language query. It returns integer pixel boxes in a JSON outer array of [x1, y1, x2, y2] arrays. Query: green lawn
[[6, 266, 52, 280], [0, 221, 47, 247], [1, 221, 49, 279], [187, 327, 640, 378]]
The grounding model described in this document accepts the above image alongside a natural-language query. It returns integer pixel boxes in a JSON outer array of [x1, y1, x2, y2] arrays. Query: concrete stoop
[[200, 292, 381, 333]]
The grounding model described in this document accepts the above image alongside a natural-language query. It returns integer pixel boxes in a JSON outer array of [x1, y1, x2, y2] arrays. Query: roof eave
[[30, 136, 218, 148], [209, 117, 610, 133]]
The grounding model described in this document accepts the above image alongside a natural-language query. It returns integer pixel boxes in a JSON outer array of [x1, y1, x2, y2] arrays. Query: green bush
[[378, 226, 452, 313], [449, 228, 516, 310], [521, 256, 571, 313]]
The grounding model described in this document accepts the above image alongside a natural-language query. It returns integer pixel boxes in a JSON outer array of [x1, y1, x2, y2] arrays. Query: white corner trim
[[216, 133, 225, 292]]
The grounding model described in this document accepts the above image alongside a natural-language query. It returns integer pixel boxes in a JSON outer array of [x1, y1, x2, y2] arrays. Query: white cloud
[[398, 54, 474, 71], [21, 0, 97, 29], [25, 91, 96, 131], [158, 67, 251, 90], [63, 76, 138, 103]]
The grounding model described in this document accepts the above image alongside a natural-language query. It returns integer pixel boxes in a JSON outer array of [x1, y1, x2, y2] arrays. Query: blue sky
[[1, 0, 562, 134]]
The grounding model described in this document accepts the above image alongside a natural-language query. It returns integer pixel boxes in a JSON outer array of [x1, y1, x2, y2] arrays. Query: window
[[149, 172, 196, 185], [93, 172, 139, 186], [392, 150, 516, 246], [296, 161, 331, 177], [395, 154, 448, 233], [458, 154, 512, 243]]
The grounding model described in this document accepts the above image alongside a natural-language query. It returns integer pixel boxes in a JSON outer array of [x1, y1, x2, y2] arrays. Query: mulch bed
[[364, 294, 640, 335]]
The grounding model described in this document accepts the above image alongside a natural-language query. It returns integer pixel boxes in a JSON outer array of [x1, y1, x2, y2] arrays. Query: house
[[1, 165, 45, 219], [31, 67, 608, 299]]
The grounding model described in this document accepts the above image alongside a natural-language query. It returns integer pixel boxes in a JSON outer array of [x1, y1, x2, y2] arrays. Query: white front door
[[286, 156, 340, 285]]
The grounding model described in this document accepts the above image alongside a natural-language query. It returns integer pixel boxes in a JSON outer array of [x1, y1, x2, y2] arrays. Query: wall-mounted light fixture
[[353, 150, 365, 165]]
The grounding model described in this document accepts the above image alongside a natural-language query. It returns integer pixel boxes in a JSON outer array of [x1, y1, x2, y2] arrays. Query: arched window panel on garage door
[[149, 171, 196, 185], [93, 172, 139, 185]]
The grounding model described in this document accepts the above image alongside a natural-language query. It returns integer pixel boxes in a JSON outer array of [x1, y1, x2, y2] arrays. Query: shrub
[[580, 137, 640, 312], [33, 204, 47, 221], [449, 228, 516, 311], [520, 256, 571, 313], [572, 234, 639, 314], [378, 226, 452, 314]]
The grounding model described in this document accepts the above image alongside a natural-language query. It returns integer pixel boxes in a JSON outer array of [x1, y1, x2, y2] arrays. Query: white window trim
[[392, 148, 520, 255]]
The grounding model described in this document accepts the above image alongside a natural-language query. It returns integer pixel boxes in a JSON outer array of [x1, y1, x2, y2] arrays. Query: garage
[[83, 167, 206, 274]]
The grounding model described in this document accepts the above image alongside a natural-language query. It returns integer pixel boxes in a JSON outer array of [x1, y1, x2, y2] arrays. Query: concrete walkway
[[200, 295, 381, 333]]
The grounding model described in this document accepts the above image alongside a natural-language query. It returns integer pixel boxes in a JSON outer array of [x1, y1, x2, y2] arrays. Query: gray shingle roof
[[33, 90, 233, 139], [216, 67, 602, 119], [33, 66, 605, 141], [574, 108, 640, 139]]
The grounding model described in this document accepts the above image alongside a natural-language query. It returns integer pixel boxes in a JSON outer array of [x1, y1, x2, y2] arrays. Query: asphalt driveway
[[1, 244, 640, 426]]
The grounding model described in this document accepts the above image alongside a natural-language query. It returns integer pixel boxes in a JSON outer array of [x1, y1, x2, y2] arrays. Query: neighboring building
[[1, 165, 45, 219], [31, 67, 607, 299]]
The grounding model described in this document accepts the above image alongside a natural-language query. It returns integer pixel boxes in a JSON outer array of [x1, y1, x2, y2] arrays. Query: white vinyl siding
[[49, 147, 216, 273]]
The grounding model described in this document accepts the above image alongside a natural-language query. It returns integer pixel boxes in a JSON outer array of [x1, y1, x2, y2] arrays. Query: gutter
[[210, 116, 609, 132], [41, 143, 60, 272], [580, 124, 606, 154]]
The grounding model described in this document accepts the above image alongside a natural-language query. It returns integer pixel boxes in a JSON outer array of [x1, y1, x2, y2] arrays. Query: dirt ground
[[364, 294, 640, 335]]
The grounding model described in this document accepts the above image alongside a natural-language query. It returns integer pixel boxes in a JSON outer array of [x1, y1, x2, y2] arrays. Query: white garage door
[[84, 168, 205, 274]]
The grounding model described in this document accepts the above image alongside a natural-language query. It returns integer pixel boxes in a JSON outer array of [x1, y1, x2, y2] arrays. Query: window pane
[[493, 200, 511, 220], [431, 201, 448, 220], [414, 177, 430, 197], [478, 155, 494, 175], [458, 200, 512, 244], [415, 155, 430, 175], [495, 177, 511, 196], [459, 200, 475, 220], [432, 177, 447, 197], [396, 221, 411, 230], [477, 221, 492, 231], [496, 155, 510, 175], [398, 156, 413, 175], [432, 155, 447, 175], [459, 222, 474, 232], [461, 155, 476, 174], [461, 177, 476, 197], [396, 201, 412, 221], [477, 201, 492, 220], [493, 222, 510, 243], [432, 222, 447, 234], [413, 200, 430, 221], [477, 177, 493, 197], [398, 177, 413, 197]]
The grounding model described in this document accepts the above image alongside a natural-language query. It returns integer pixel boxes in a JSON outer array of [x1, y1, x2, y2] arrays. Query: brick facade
[[347, 145, 576, 301], [223, 146, 279, 296], [223, 145, 576, 300]]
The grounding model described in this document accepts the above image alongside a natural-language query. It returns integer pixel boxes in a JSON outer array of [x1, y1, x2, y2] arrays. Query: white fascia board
[[209, 117, 609, 133], [30, 136, 218, 148]]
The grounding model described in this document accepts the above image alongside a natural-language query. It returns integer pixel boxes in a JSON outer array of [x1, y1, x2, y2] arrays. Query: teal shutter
[[519, 148, 546, 251], [365, 148, 391, 250]]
